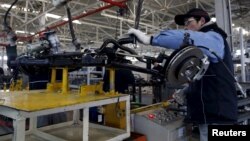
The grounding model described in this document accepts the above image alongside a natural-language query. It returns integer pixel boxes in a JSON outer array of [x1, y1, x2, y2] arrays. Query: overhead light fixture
[[234, 27, 240, 32], [235, 49, 241, 56], [0, 56, 8, 61], [211, 17, 216, 22], [233, 27, 249, 35], [15, 30, 35, 35], [46, 13, 62, 19], [63, 18, 82, 24], [16, 30, 26, 34], [72, 20, 82, 24], [1, 4, 16, 8], [242, 29, 249, 36]]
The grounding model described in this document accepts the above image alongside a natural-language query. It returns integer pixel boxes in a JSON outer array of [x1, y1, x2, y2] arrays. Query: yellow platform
[[0, 90, 124, 112]]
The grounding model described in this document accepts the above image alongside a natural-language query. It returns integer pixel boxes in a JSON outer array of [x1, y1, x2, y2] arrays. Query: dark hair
[[175, 8, 210, 25], [193, 16, 210, 23]]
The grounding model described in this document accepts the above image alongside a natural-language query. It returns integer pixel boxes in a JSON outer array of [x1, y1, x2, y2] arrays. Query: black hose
[[98, 39, 145, 62], [66, 5, 81, 51], [3, 0, 18, 29], [134, 0, 144, 29], [132, 0, 144, 44]]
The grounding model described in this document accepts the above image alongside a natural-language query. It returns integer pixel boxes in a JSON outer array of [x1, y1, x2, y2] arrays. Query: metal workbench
[[0, 90, 130, 141]]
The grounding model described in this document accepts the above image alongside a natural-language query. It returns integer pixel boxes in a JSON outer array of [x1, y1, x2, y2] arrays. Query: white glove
[[127, 28, 151, 45]]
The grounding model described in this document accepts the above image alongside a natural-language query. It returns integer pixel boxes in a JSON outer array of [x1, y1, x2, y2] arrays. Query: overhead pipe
[[0, 43, 7, 47], [18, 0, 128, 41], [100, 0, 127, 8]]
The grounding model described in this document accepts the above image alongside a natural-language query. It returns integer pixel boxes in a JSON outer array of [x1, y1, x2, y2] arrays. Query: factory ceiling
[[0, 0, 249, 52]]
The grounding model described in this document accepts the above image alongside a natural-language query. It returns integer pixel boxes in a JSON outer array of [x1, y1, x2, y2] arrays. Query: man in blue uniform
[[128, 8, 237, 141]]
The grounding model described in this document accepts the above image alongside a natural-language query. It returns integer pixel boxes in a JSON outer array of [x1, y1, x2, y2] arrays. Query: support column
[[196, 0, 199, 8], [62, 67, 69, 94], [1, 48, 4, 67], [109, 68, 115, 91], [215, 0, 233, 51], [25, 0, 29, 33], [51, 68, 56, 83], [82, 108, 89, 141], [12, 118, 26, 141], [96, 27, 99, 42], [120, 20, 123, 37], [39, 1, 46, 31], [240, 28, 246, 82], [29, 117, 37, 132]]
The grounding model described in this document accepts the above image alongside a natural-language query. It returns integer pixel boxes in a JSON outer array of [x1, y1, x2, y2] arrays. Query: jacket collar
[[199, 22, 228, 39]]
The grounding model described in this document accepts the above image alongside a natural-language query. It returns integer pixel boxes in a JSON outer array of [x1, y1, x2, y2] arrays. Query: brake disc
[[165, 46, 208, 86]]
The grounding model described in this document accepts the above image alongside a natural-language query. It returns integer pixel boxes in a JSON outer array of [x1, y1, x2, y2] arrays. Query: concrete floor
[[46, 124, 125, 141], [0, 125, 201, 141], [1, 124, 126, 141]]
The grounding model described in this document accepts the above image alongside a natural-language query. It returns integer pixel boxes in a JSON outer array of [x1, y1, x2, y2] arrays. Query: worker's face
[[184, 17, 205, 31]]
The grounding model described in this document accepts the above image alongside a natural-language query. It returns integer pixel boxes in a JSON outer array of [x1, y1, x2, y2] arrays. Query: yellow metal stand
[[0, 64, 132, 140], [104, 68, 126, 129], [47, 67, 69, 94], [109, 68, 115, 92], [62, 67, 69, 94], [104, 101, 126, 129], [12, 66, 128, 129], [9, 79, 23, 91], [80, 82, 104, 96]]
